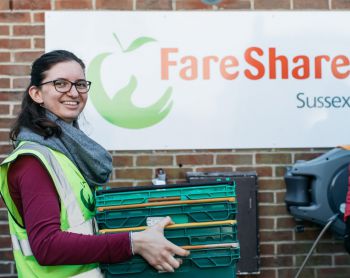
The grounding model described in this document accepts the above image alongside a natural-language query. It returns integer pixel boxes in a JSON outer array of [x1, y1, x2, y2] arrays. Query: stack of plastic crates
[[95, 181, 239, 278]]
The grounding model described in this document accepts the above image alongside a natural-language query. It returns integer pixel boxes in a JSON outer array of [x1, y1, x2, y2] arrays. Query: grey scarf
[[16, 111, 112, 187]]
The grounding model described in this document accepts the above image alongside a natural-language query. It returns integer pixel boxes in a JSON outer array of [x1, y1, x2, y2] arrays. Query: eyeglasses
[[39, 79, 92, 94]]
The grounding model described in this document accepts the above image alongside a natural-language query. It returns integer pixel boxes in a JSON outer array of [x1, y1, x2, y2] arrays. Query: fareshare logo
[[87, 34, 173, 129]]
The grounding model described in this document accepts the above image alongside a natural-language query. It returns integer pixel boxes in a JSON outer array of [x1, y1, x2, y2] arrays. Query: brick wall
[[1, 0, 350, 277]]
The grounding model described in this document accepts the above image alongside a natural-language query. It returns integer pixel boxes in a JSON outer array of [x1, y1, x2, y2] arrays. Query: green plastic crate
[[96, 201, 237, 229], [100, 221, 238, 247], [101, 247, 239, 278], [95, 182, 236, 207]]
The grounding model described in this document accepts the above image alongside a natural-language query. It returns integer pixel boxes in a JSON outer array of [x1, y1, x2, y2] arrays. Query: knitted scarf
[[16, 111, 112, 187]]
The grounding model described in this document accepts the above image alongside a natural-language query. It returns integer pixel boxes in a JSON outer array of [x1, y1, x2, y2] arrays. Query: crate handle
[[97, 197, 235, 212], [148, 196, 181, 202]]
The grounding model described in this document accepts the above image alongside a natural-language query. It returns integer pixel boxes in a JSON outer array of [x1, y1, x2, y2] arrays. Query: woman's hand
[[131, 216, 190, 272]]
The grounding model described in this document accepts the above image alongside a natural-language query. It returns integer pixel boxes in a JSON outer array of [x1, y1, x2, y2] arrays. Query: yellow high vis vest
[[0, 141, 103, 278]]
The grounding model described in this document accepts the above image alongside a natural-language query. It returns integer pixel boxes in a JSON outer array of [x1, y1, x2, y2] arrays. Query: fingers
[[154, 216, 173, 230], [155, 254, 183, 273], [167, 241, 190, 257]]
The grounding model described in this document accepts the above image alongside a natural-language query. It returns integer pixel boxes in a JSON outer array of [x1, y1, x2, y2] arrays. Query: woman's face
[[30, 60, 88, 123]]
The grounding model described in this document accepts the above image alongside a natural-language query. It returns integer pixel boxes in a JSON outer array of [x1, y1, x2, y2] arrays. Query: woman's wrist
[[130, 231, 141, 255]]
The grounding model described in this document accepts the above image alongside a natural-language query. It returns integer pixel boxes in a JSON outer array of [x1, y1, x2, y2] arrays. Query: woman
[[0, 50, 188, 277]]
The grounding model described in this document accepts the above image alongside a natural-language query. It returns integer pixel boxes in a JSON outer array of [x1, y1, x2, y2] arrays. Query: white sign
[[46, 12, 350, 150]]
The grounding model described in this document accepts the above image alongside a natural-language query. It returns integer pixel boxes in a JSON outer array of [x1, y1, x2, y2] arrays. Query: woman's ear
[[28, 85, 44, 105]]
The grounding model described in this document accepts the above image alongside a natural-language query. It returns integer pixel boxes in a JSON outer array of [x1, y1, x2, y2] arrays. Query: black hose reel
[[284, 147, 350, 237]]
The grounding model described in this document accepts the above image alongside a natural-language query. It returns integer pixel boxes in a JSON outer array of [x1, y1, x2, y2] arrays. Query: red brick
[[256, 269, 277, 278], [55, 0, 93, 9], [0, 38, 31, 49], [0, 25, 9, 35], [278, 268, 314, 278], [295, 228, 332, 241], [0, 78, 10, 88], [164, 167, 192, 180], [0, 223, 10, 234], [13, 104, 21, 115], [135, 181, 154, 186], [0, 65, 30, 75], [0, 104, 10, 114], [277, 242, 313, 254], [0, 12, 31, 23], [335, 255, 350, 265], [176, 0, 213, 9], [256, 153, 291, 164], [294, 0, 329, 9], [13, 77, 30, 89], [0, 118, 15, 128], [0, 262, 11, 274], [236, 166, 272, 177], [216, 0, 251, 9], [276, 216, 297, 229], [260, 255, 293, 267], [34, 12, 45, 23], [275, 166, 287, 177], [136, 155, 173, 166], [316, 242, 347, 253], [0, 0, 10, 10], [0, 52, 10, 62], [0, 91, 23, 101], [259, 179, 285, 190], [196, 166, 233, 172], [276, 191, 286, 204], [254, 0, 290, 9], [333, 0, 350, 9], [260, 230, 293, 241], [0, 250, 13, 260], [112, 155, 133, 167], [136, 0, 172, 10], [12, 0, 51, 9], [296, 254, 332, 265], [258, 192, 274, 203], [108, 180, 134, 188], [318, 267, 350, 278], [96, 0, 135, 9], [115, 168, 152, 179], [0, 131, 10, 141], [34, 38, 44, 48], [259, 204, 289, 216], [0, 235, 11, 248], [13, 25, 44, 36], [0, 144, 12, 153], [259, 217, 274, 229], [14, 51, 43, 62], [294, 152, 324, 162], [176, 154, 213, 165], [217, 154, 252, 165], [260, 243, 274, 255]]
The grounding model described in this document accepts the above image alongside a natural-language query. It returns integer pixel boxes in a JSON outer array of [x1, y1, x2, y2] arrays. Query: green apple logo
[[87, 33, 173, 129]]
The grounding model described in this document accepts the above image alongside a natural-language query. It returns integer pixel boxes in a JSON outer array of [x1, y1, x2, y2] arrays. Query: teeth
[[63, 101, 78, 105]]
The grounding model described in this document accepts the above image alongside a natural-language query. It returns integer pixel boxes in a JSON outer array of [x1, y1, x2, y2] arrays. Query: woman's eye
[[76, 82, 87, 88], [55, 80, 68, 88]]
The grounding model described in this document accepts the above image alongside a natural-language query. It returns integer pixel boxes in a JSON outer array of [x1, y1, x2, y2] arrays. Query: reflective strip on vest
[[16, 142, 93, 235], [11, 235, 33, 256], [72, 267, 104, 278]]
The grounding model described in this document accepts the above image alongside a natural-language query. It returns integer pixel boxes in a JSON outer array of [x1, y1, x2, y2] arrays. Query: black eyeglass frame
[[38, 79, 92, 94]]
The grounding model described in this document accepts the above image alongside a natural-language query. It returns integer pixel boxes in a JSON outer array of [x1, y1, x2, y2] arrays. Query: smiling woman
[[0, 50, 189, 277], [29, 60, 88, 123]]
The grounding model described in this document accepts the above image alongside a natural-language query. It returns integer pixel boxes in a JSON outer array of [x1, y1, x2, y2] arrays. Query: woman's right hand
[[131, 216, 190, 272]]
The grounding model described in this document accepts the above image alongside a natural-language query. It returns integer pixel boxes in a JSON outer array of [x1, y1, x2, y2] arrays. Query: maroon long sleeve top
[[8, 155, 132, 265]]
